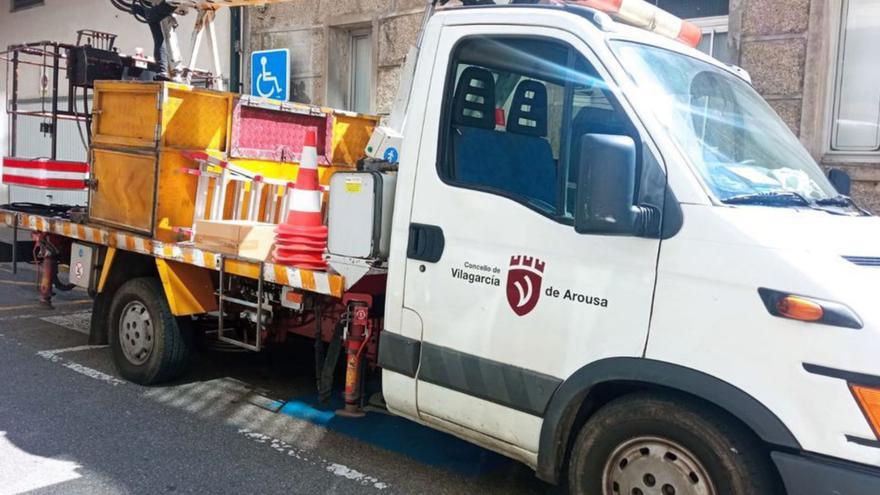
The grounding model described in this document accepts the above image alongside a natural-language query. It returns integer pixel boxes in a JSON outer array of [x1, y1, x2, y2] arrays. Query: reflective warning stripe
[[0, 210, 344, 298], [2, 158, 89, 190]]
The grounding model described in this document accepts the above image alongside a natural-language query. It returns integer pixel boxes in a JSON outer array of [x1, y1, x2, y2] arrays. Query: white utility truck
[[3, 1, 879, 494]]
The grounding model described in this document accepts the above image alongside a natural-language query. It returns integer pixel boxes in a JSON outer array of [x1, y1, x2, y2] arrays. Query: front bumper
[[773, 451, 880, 495]]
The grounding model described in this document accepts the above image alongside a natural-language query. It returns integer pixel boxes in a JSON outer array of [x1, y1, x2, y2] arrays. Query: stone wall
[[245, 0, 427, 116]]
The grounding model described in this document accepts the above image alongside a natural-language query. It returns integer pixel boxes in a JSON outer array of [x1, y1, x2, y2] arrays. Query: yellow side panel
[[92, 82, 161, 149], [162, 86, 232, 151], [155, 259, 218, 316], [89, 148, 156, 234], [227, 159, 346, 186], [330, 114, 377, 166], [97, 247, 117, 293], [154, 149, 224, 243]]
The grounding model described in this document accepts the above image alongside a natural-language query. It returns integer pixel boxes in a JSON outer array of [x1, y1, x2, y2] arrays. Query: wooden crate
[[193, 220, 276, 262], [91, 81, 233, 152]]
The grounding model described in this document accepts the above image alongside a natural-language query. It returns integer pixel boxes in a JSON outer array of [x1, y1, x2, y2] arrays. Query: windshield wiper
[[721, 191, 812, 207], [815, 195, 855, 207], [815, 195, 870, 215]]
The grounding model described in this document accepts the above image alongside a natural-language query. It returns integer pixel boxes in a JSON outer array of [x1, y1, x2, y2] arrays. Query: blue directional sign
[[383, 147, 399, 163], [251, 48, 290, 101]]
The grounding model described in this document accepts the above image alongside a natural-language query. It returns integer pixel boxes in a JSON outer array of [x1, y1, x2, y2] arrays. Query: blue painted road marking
[[270, 394, 514, 477]]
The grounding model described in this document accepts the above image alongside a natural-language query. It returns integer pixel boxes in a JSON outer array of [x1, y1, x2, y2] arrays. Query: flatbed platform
[[0, 209, 345, 298]]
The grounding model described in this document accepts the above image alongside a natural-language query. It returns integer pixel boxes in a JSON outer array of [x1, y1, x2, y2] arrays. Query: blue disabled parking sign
[[251, 49, 290, 101]]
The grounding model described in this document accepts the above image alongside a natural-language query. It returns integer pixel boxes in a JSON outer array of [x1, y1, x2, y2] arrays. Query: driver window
[[440, 36, 640, 222]]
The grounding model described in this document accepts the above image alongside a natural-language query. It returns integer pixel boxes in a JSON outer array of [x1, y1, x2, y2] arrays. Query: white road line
[[237, 429, 390, 490], [37, 345, 107, 358], [36, 345, 123, 386], [326, 463, 390, 489], [40, 311, 92, 335], [0, 313, 42, 322], [60, 361, 125, 386]]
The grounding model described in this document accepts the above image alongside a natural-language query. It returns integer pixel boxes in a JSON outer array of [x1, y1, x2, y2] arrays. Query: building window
[[327, 26, 373, 114], [349, 30, 373, 114], [11, 0, 42, 11], [652, 1, 732, 66], [690, 16, 733, 65], [831, 0, 880, 153]]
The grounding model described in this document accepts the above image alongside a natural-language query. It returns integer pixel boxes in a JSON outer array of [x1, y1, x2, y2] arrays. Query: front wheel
[[108, 277, 192, 385], [568, 393, 781, 495]]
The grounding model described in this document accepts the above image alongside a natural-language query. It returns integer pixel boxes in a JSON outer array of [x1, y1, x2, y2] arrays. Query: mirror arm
[[632, 204, 661, 237]]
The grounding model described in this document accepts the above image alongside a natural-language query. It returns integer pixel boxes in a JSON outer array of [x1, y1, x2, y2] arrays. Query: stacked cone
[[274, 130, 328, 270]]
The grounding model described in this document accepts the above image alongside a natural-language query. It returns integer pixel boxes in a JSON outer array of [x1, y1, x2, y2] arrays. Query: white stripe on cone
[[300, 146, 318, 171], [289, 190, 323, 212]]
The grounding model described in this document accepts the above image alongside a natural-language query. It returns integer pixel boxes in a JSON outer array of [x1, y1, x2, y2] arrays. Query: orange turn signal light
[[851, 385, 880, 438], [776, 295, 824, 322]]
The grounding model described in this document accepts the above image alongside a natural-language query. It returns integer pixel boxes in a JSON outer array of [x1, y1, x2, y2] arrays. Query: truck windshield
[[610, 41, 839, 204]]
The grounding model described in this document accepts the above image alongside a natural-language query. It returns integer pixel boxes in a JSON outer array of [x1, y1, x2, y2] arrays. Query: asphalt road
[[0, 261, 557, 495]]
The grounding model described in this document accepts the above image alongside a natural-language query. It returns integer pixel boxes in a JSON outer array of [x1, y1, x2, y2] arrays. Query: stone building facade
[[245, 0, 427, 116], [245, 0, 880, 210]]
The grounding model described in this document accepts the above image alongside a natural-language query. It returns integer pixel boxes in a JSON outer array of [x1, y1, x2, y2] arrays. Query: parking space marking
[[58, 361, 125, 386], [36, 345, 122, 386], [237, 429, 390, 490], [270, 394, 514, 477], [0, 310, 90, 323], [0, 313, 41, 322], [0, 280, 38, 286], [37, 345, 107, 358], [40, 311, 92, 335], [0, 300, 91, 312]]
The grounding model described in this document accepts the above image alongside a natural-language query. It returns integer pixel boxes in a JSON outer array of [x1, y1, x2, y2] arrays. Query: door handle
[[407, 223, 445, 263]]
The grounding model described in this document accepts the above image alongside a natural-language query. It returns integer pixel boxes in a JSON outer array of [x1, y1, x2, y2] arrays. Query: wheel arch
[[536, 357, 800, 484]]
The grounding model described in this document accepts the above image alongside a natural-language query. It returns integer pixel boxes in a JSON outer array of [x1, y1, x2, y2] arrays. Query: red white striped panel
[[2, 157, 89, 190]]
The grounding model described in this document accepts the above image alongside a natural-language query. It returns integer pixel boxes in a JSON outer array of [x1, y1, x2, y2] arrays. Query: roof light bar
[[563, 0, 703, 48]]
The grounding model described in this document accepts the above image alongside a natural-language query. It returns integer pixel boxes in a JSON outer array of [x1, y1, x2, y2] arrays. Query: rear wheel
[[108, 277, 191, 385], [568, 393, 780, 495]]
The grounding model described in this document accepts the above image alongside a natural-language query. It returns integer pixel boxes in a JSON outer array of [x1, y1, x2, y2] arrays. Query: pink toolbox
[[228, 96, 379, 167]]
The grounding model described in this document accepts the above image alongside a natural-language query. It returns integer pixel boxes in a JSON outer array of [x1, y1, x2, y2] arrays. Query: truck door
[[402, 27, 667, 454]]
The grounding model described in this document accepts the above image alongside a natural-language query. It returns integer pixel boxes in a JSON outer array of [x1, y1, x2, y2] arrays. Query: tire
[[108, 277, 192, 385], [568, 392, 781, 495]]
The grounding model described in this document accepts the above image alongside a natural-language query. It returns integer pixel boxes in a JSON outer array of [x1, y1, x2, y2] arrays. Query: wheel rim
[[602, 436, 717, 495], [118, 301, 155, 365]]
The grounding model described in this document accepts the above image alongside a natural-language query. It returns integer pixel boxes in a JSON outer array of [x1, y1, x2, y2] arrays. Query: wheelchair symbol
[[256, 56, 283, 99]]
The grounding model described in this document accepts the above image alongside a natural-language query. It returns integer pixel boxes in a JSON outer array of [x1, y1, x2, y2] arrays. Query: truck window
[[439, 36, 642, 222]]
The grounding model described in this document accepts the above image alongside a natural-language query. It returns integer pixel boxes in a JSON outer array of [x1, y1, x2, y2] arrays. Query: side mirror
[[575, 134, 656, 236], [828, 168, 852, 196]]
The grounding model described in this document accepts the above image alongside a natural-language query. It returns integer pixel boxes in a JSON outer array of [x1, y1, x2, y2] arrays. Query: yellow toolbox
[[91, 81, 233, 152]]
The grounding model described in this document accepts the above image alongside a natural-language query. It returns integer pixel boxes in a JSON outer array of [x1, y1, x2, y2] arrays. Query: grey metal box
[[70, 242, 98, 290], [328, 171, 397, 259]]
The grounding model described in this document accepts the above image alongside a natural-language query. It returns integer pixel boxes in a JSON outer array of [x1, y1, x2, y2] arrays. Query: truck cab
[[377, 4, 880, 494]]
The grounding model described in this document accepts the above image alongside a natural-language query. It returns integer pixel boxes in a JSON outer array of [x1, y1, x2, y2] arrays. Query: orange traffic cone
[[274, 130, 328, 270]]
